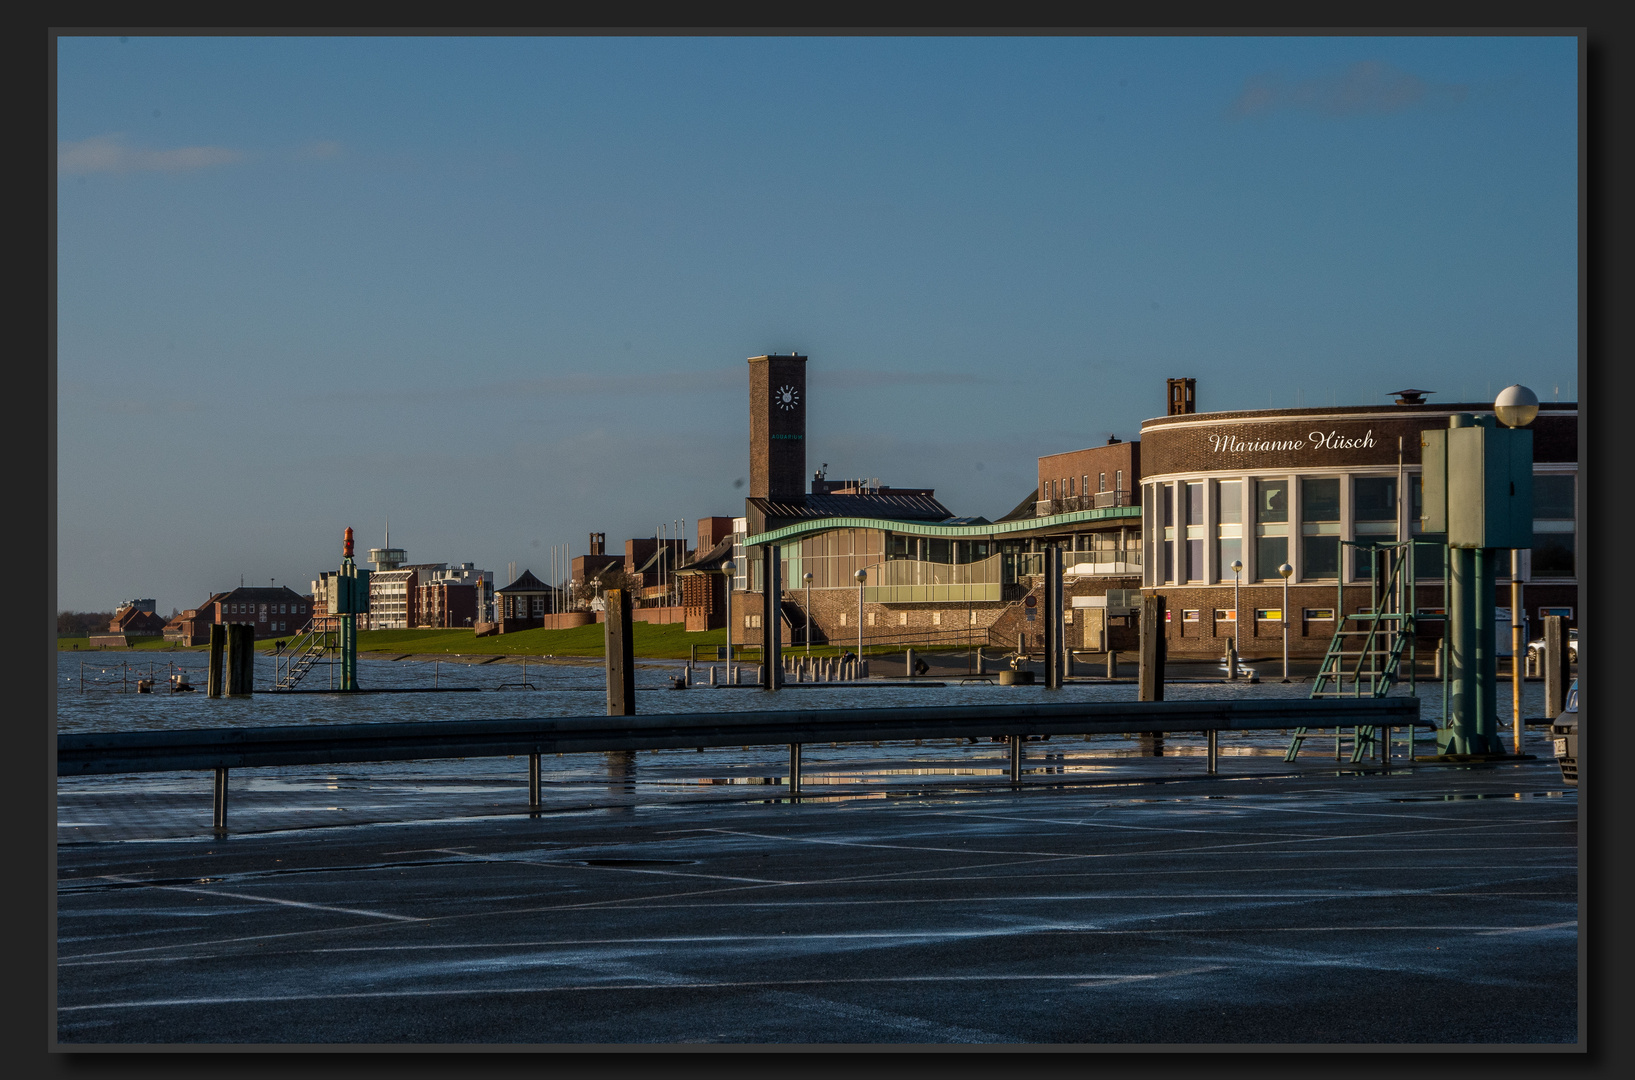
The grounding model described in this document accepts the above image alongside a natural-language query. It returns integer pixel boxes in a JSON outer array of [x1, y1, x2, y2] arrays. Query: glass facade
[[1532, 474, 1575, 578], [1353, 476, 1398, 580], [1162, 483, 1176, 583], [1254, 478, 1287, 580], [1185, 482, 1205, 582], [1301, 477, 1341, 579], [1216, 479, 1242, 582]]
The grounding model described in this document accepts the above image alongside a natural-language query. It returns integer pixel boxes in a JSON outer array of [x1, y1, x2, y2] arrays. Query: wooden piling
[[605, 588, 635, 716], [207, 624, 225, 698]]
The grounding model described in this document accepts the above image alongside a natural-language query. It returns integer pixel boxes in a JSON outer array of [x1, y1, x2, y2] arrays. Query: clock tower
[[748, 353, 807, 503]]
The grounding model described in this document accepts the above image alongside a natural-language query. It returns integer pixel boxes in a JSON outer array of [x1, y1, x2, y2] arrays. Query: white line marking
[[58, 969, 1228, 1013], [99, 875, 421, 923], [1474, 921, 1579, 936]]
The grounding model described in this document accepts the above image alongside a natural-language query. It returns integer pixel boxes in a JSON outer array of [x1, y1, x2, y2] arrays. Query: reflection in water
[[606, 750, 637, 797]]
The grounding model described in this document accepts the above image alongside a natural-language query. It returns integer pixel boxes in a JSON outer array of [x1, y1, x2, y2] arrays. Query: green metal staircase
[[1286, 541, 1419, 763], [272, 616, 341, 692]]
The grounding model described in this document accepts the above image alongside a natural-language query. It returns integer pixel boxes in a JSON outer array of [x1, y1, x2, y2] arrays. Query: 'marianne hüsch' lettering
[[1208, 429, 1375, 454]]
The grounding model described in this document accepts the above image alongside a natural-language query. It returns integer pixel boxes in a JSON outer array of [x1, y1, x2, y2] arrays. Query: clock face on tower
[[776, 385, 800, 411]]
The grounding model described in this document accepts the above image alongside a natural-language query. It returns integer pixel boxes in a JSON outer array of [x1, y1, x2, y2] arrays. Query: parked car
[[1551, 679, 1578, 785], [1526, 627, 1578, 664]]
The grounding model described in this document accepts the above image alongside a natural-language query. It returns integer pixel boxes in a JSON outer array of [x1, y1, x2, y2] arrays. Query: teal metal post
[[336, 526, 363, 692]]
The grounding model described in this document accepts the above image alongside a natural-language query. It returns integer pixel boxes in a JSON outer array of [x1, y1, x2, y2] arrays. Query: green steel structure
[[744, 505, 1139, 549]]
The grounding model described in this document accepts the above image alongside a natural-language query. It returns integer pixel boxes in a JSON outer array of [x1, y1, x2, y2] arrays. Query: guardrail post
[[213, 767, 229, 831], [207, 624, 225, 698], [605, 589, 635, 716], [789, 743, 801, 795]]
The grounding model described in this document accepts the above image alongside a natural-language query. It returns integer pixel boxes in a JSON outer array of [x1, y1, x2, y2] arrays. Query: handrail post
[[212, 767, 228, 831], [1206, 728, 1218, 775], [1010, 734, 1022, 785], [789, 743, 801, 795], [529, 752, 541, 809]]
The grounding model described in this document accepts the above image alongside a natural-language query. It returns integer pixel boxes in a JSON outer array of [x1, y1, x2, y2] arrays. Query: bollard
[[859, 659, 868, 679], [1107, 650, 1117, 679], [709, 666, 718, 686], [906, 648, 916, 678], [1224, 638, 1238, 682], [1434, 637, 1444, 679]]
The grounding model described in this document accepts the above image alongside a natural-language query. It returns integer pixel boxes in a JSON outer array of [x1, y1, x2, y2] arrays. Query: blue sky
[[55, 34, 1578, 614]]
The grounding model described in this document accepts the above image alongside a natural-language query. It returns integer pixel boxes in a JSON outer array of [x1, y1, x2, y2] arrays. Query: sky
[[55, 34, 1579, 614]]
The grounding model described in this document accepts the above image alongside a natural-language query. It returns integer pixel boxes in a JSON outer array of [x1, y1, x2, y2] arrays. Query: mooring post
[[1138, 594, 1165, 701], [1543, 615, 1568, 718], [605, 588, 635, 716], [789, 743, 802, 795], [213, 767, 229, 831], [207, 624, 225, 698], [225, 624, 254, 696], [528, 753, 541, 809]]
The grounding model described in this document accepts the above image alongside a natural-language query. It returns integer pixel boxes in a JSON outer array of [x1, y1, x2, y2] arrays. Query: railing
[[1035, 490, 1133, 516], [273, 616, 341, 692], [58, 697, 1425, 829]]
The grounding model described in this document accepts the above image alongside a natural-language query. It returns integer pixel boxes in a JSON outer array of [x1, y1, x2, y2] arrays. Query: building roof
[[747, 491, 953, 523], [995, 487, 1044, 523], [212, 586, 307, 604], [633, 545, 690, 576], [676, 536, 735, 574], [496, 569, 559, 594]]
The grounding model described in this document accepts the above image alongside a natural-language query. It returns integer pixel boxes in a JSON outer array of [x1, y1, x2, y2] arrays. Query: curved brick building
[[1137, 392, 1578, 659]]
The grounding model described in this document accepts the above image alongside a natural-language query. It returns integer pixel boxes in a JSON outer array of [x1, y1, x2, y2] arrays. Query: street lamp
[[1277, 562, 1293, 682], [854, 568, 867, 673], [1496, 384, 1539, 755], [803, 572, 814, 656], [722, 559, 736, 673], [1230, 559, 1243, 655]]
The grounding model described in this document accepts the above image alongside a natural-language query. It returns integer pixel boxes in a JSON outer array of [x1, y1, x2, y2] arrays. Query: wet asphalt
[[55, 758, 1578, 1046]]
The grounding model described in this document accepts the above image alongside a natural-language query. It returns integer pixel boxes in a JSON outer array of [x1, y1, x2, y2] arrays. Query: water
[[55, 652, 1560, 841]]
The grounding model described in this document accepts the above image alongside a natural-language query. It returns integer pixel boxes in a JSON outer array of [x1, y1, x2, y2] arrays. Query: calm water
[[55, 652, 1559, 840]]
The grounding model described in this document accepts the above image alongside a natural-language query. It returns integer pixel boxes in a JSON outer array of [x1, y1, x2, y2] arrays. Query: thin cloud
[[1230, 60, 1468, 118], [58, 134, 245, 175], [296, 139, 343, 160]]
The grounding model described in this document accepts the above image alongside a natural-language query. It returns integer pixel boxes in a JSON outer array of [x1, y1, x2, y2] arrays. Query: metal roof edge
[[744, 505, 1140, 547]]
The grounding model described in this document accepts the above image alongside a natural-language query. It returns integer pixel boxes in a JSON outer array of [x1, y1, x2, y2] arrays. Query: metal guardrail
[[59, 698, 1420, 776], [59, 699, 1423, 830]]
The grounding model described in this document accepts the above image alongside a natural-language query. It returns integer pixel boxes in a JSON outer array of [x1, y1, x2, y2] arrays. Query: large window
[[1301, 477, 1340, 580], [1353, 476, 1397, 579], [1216, 480, 1242, 581], [1185, 482, 1205, 582], [1533, 474, 1575, 578], [1254, 478, 1288, 580], [1162, 484, 1176, 583]]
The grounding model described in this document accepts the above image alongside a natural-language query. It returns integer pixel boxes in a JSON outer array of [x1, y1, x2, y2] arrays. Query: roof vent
[[1391, 389, 1433, 406]]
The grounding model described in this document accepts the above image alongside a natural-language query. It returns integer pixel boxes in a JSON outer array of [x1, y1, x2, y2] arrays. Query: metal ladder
[[272, 616, 340, 691], [1286, 542, 1417, 762]]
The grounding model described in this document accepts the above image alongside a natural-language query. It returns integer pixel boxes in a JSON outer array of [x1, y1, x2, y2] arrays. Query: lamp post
[[803, 572, 814, 656], [854, 568, 867, 672], [1495, 384, 1539, 755], [1278, 562, 1293, 682], [1230, 558, 1243, 655], [722, 559, 736, 672]]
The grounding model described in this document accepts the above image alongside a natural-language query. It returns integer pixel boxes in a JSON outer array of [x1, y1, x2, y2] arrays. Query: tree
[[58, 611, 115, 637], [570, 567, 644, 609]]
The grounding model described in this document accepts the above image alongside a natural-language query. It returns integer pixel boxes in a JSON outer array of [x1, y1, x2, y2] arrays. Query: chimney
[[589, 532, 605, 556], [1167, 378, 1196, 416]]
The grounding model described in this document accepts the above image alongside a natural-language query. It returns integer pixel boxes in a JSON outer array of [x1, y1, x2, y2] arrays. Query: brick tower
[[748, 353, 808, 503]]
